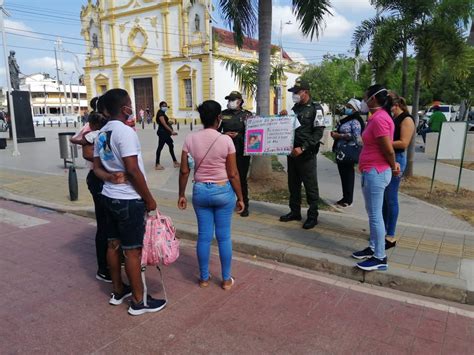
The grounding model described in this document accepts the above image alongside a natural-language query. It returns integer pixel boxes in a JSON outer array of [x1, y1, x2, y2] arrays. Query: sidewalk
[[1, 166, 473, 305], [2, 199, 473, 353], [1, 126, 473, 304]]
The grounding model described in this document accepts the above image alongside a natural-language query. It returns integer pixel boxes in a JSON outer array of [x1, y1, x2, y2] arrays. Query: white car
[[424, 105, 458, 122]]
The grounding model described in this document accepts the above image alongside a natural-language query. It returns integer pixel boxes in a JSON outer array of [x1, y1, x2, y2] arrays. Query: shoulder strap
[[194, 133, 222, 176]]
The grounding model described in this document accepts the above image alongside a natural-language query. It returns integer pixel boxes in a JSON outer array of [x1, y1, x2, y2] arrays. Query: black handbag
[[336, 141, 362, 163]]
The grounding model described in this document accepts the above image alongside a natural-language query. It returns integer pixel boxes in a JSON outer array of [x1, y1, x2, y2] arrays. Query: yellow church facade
[[80, 0, 302, 120]]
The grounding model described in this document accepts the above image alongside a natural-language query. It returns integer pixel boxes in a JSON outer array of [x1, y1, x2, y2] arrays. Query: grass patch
[[439, 160, 474, 171], [323, 151, 336, 163], [400, 175, 474, 226], [271, 155, 285, 172]]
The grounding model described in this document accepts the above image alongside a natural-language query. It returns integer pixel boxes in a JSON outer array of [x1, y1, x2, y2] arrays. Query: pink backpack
[[141, 211, 180, 267]]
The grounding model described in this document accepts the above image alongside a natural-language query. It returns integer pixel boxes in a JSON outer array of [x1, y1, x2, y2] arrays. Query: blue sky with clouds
[[0, 0, 376, 87]]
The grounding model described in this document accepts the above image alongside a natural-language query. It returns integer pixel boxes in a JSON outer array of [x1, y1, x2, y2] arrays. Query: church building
[[80, 0, 302, 120]]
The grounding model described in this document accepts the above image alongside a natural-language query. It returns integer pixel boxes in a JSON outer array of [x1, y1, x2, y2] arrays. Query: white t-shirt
[[93, 120, 146, 200]]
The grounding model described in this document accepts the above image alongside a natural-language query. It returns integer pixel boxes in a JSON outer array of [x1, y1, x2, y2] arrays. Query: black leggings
[[155, 133, 177, 165], [336, 161, 355, 204]]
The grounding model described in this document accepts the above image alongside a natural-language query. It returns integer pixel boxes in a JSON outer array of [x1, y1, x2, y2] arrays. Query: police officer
[[221, 91, 252, 217], [279, 78, 325, 229]]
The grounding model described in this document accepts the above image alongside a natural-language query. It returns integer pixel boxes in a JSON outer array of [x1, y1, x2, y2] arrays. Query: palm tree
[[353, 0, 473, 177], [211, 0, 332, 179]]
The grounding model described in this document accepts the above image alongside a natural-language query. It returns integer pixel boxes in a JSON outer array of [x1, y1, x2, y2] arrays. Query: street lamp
[[0, 0, 20, 156], [279, 20, 292, 113]]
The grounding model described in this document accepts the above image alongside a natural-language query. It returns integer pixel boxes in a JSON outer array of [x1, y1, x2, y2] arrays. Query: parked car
[[424, 104, 458, 122]]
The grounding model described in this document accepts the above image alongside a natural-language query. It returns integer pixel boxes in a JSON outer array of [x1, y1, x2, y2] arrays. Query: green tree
[[352, 0, 473, 177], [301, 54, 371, 114], [211, 0, 332, 179]]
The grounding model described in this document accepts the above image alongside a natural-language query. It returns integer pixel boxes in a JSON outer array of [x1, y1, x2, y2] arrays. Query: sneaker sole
[[356, 264, 388, 271], [128, 302, 167, 316], [96, 274, 112, 283], [351, 254, 373, 260], [109, 292, 132, 305]]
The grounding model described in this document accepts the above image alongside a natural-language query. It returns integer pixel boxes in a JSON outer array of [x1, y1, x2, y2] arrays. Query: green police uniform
[[221, 91, 253, 213], [281, 78, 325, 228]]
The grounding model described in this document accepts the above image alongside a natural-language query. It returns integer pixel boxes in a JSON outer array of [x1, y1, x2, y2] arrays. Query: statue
[[194, 14, 200, 32], [8, 51, 21, 90]]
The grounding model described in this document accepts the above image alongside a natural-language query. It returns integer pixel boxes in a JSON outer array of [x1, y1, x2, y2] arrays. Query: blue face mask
[[344, 108, 353, 116], [161, 107, 168, 113]]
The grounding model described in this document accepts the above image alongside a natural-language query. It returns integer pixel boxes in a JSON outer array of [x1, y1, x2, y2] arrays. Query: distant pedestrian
[[383, 93, 415, 249], [146, 107, 152, 124], [138, 108, 145, 123], [352, 85, 400, 271], [93, 88, 166, 315], [331, 98, 365, 208], [420, 105, 446, 144], [155, 101, 179, 170], [178, 100, 244, 290], [220, 90, 252, 216], [279, 78, 325, 230]]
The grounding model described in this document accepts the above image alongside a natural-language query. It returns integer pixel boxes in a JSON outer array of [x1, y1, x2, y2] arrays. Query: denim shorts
[[102, 196, 146, 250]]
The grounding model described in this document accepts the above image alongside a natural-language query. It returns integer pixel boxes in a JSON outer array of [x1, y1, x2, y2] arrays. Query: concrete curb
[[1, 190, 472, 305]]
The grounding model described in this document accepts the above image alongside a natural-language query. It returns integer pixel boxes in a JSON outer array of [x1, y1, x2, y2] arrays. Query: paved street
[[1, 199, 474, 354]]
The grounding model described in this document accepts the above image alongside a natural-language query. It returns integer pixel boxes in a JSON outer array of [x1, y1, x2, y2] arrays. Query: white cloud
[[331, 0, 373, 12], [24, 57, 76, 77], [272, 5, 354, 41], [286, 51, 308, 64], [4, 19, 35, 37]]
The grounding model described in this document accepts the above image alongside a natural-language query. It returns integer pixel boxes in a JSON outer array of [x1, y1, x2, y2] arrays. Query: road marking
[[0, 208, 50, 229]]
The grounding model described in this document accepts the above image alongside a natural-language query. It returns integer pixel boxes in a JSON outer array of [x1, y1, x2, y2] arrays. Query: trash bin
[[58, 132, 78, 167]]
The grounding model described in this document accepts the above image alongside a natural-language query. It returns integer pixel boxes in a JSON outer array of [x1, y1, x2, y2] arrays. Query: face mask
[[227, 100, 238, 110], [161, 107, 168, 113], [360, 101, 369, 114], [344, 108, 353, 116], [292, 94, 301, 103]]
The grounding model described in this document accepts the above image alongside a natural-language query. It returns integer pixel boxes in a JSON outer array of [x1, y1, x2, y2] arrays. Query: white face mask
[[292, 94, 301, 103], [161, 107, 168, 113], [227, 100, 238, 110], [360, 101, 369, 114]]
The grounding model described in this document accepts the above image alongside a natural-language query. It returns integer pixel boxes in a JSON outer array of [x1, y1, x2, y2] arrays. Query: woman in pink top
[[351, 85, 400, 271], [178, 100, 244, 290]]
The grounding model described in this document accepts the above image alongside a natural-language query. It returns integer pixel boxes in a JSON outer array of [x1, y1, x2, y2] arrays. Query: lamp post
[[0, 0, 20, 156], [279, 20, 292, 113]]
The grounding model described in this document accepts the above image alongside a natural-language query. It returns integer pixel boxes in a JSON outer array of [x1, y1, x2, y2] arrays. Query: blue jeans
[[192, 181, 236, 281], [421, 127, 432, 143], [383, 152, 407, 237], [361, 168, 392, 259]]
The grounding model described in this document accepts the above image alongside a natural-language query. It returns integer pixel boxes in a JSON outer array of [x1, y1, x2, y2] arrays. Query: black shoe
[[240, 208, 249, 217], [352, 247, 374, 260], [109, 284, 132, 305], [279, 212, 302, 222], [302, 218, 318, 229], [128, 296, 167, 316], [385, 239, 397, 250], [96, 270, 112, 283]]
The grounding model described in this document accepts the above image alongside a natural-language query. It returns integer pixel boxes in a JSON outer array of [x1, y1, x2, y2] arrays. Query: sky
[[0, 0, 377, 88]]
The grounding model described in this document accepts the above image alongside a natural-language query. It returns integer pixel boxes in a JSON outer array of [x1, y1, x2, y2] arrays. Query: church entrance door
[[133, 77, 154, 122]]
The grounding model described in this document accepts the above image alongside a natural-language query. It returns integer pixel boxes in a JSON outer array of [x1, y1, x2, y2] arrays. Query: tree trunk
[[405, 62, 421, 177], [249, 0, 272, 179], [401, 41, 408, 97]]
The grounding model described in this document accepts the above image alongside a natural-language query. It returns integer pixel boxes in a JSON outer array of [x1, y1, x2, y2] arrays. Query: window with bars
[[184, 79, 192, 108]]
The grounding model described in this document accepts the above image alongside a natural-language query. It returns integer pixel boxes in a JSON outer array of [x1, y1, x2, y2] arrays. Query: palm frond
[[218, 0, 257, 48], [292, 0, 332, 40], [351, 16, 386, 52]]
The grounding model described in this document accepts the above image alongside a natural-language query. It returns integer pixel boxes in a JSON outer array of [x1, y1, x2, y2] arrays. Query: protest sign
[[244, 116, 298, 155]]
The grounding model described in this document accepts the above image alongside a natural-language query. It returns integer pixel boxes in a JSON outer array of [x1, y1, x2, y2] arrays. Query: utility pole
[[279, 20, 291, 113], [58, 38, 69, 115], [54, 40, 64, 119], [0, 0, 20, 156], [207, 1, 213, 99]]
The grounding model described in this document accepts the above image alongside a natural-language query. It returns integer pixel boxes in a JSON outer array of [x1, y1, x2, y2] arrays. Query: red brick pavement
[[1, 199, 473, 354]]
